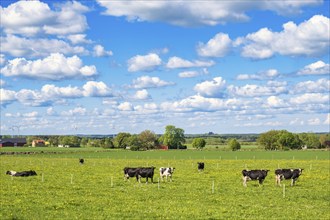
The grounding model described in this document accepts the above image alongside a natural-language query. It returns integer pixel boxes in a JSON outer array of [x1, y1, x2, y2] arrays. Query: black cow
[[198, 162, 204, 171], [136, 167, 155, 183], [6, 170, 37, 177], [123, 167, 141, 181], [242, 169, 269, 187], [79, 158, 84, 165], [275, 168, 303, 186]]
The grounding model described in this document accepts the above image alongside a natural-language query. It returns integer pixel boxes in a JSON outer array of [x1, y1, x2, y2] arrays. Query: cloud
[[0, 54, 6, 65], [67, 34, 92, 45], [297, 60, 330, 75], [0, 35, 87, 58], [61, 107, 87, 116], [266, 96, 287, 108], [23, 111, 39, 118], [178, 71, 200, 78], [127, 53, 162, 72], [93, 45, 113, 57], [237, 69, 279, 80], [227, 81, 288, 97], [0, 81, 113, 107], [290, 93, 329, 105], [166, 56, 215, 68], [0, 88, 16, 106], [130, 76, 175, 89], [194, 77, 226, 98], [41, 84, 82, 98], [197, 33, 232, 57], [96, 1, 321, 27], [0, 0, 89, 36], [160, 95, 243, 112], [82, 81, 113, 97], [324, 114, 330, 125], [118, 102, 134, 111], [1, 53, 97, 80], [293, 78, 330, 94], [307, 118, 321, 125], [133, 89, 151, 100], [238, 15, 330, 59]]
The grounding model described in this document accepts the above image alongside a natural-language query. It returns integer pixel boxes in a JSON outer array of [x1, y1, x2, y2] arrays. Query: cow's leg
[[259, 178, 264, 186], [275, 175, 281, 186], [243, 176, 247, 187], [291, 178, 297, 186], [170, 175, 172, 182]]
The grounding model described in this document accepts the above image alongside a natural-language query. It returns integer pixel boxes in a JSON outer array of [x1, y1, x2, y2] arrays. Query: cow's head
[[263, 170, 270, 176]]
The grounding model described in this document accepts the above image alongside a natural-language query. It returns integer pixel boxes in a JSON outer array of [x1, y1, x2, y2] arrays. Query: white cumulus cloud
[[130, 76, 175, 89], [238, 15, 330, 59], [1, 53, 97, 80], [127, 53, 162, 72], [1, 1, 89, 36], [166, 56, 215, 68], [194, 77, 226, 98], [133, 89, 150, 100], [93, 45, 113, 57], [1, 35, 87, 58], [96, 1, 321, 27], [197, 33, 232, 57], [297, 60, 330, 75]]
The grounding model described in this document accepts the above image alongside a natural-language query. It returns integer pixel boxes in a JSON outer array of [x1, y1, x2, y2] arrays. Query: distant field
[[0, 149, 329, 219], [1, 147, 329, 160]]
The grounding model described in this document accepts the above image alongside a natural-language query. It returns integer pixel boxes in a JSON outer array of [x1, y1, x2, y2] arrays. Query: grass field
[[0, 149, 329, 219]]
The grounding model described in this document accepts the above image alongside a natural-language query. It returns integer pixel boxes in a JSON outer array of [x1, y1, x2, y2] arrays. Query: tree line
[[6, 126, 329, 151]]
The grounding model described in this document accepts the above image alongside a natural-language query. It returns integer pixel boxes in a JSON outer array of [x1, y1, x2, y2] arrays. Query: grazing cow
[[79, 158, 84, 165], [6, 170, 37, 177], [198, 162, 204, 171], [159, 167, 175, 182], [136, 167, 155, 183], [275, 168, 303, 186], [123, 167, 140, 181], [242, 169, 269, 187]]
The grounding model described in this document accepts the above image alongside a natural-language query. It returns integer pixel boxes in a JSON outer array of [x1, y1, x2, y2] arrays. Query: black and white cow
[[123, 167, 140, 181], [6, 170, 37, 177], [198, 162, 204, 171], [159, 167, 175, 182], [242, 169, 269, 187], [136, 167, 155, 183], [79, 158, 84, 165], [275, 168, 303, 186]]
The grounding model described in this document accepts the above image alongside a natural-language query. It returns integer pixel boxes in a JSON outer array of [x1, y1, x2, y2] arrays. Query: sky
[[0, 0, 329, 135]]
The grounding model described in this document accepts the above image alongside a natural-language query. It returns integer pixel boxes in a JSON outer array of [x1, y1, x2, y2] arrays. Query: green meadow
[[0, 149, 329, 219]]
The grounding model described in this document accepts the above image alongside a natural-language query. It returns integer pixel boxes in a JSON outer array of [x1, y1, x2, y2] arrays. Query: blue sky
[[0, 0, 329, 135]]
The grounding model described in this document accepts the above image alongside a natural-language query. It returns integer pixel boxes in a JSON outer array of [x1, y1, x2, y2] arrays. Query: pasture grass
[[0, 150, 329, 219]]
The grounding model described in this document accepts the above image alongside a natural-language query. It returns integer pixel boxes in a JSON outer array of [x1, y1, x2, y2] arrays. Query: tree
[[257, 130, 280, 150], [228, 138, 241, 151], [80, 137, 89, 147], [138, 130, 158, 150], [192, 138, 206, 149], [103, 137, 114, 149], [113, 132, 131, 148], [277, 130, 302, 150], [319, 133, 330, 148], [159, 125, 185, 149], [59, 136, 80, 147], [128, 135, 142, 151], [299, 132, 320, 149]]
